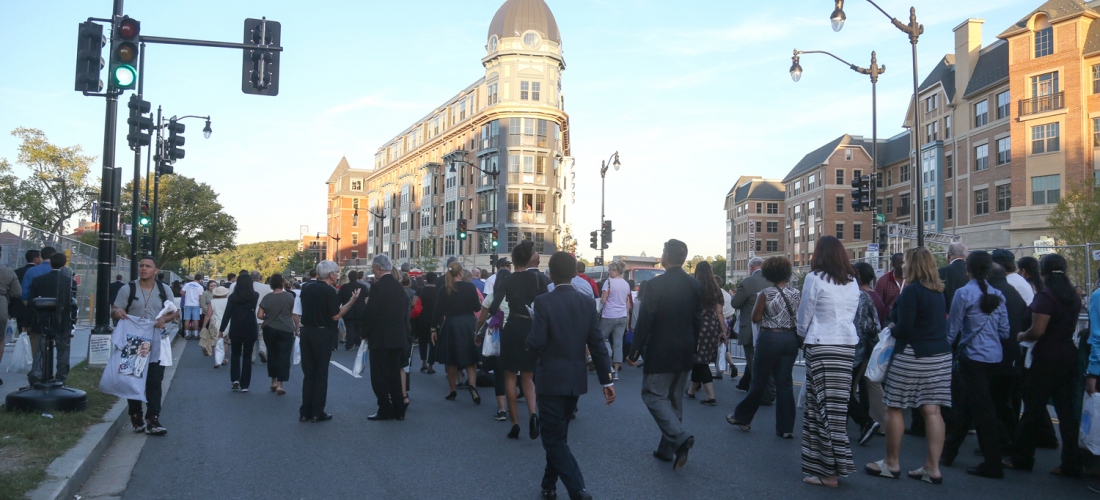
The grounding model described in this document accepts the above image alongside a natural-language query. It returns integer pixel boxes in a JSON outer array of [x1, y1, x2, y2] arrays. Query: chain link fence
[[0, 217, 131, 325]]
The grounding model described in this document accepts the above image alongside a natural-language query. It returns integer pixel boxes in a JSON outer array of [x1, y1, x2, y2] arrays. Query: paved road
[[121, 341, 1087, 499]]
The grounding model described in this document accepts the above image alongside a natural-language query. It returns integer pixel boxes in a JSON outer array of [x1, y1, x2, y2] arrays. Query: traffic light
[[457, 219, 467, 240], [594, 256, 603, 266], [602, 220, 613, 245], [141, 235, 152, 255], [590, 230, 598, 249], [74, 21, 105, 92], [108, 16, 140, 91], [878, 225, 888, 249], [850, 175, 871, 212], [166, 118, 185, 162], [139, 201, 150, 227], [126, 94, 153, 150], [242, 18, 281, 96], [156, 160, 174, 176], [491, 228, 499, 248]]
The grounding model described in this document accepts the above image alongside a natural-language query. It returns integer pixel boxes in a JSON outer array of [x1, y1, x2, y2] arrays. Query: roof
[[1000, 0, 1098, 38], [326, 156, 353, 184], [735, 181, 785, 202], [918, 55, 956, 102], [962, 41, 1009, 98], [488, 0, 561, 44], [1085, 16, 1100, 54], [782, 135, 851, 183], [876, 131, 912, 167], [376, 77, 485, 154]]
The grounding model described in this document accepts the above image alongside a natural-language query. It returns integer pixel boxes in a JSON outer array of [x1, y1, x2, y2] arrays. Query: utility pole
[[93, 0, 125, 333]]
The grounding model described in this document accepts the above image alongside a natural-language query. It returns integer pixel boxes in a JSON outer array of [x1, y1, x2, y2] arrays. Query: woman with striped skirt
[[795, 236, 861, 488]]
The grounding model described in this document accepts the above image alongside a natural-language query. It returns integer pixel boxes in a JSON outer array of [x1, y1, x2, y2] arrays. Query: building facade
[[324, 0, 572, 270], [724, 176, 785, 281]]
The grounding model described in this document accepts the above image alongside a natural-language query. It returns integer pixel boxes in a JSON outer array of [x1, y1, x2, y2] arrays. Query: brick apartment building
[[725, 176, 785, 281]]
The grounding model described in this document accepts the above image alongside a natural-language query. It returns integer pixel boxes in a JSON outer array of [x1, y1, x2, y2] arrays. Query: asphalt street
[[121, 340, 1087, 499]]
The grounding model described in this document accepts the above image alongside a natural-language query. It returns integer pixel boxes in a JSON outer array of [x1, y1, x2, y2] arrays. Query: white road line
[[330, 360, 362, 378]]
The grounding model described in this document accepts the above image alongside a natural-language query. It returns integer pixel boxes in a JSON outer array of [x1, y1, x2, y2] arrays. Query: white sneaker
[[612, 372, 620, 381]]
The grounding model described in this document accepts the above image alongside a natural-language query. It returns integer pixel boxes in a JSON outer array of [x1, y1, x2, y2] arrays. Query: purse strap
[[774, 287, 798, 330]]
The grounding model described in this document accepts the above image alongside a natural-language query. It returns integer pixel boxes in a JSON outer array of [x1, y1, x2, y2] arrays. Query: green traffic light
[[139, 216, 150, 226], [459, 233, 466, 239], [112, 64, 137, 88], [492, 241, 498, 247]]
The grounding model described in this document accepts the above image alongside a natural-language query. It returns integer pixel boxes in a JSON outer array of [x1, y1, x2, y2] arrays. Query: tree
[[711, 256, 727, 284], [560, 223, 577, 255], [1048, 185, 1100, 287], [411, 238, 439, 272], [0, 128, 99, 234], [282, 250, 317, 279], [194, 240, 300, 279], [120, 175, 237, 266]]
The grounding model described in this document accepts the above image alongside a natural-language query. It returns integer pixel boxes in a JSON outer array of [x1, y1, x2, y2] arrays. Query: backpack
[[125, 280, 171, 315]]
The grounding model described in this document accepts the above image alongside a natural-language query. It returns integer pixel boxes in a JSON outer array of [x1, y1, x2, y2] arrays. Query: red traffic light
[[118, 17, 140, 40]]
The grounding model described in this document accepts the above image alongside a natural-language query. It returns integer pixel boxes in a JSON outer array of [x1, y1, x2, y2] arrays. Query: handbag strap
[[774, 287, 797, 330], [958, 313, 992, 355]]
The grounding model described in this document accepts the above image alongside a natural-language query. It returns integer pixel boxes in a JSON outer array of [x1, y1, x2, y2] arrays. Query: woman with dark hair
[[1006, 253, 1083, 477], [727, 256, 799, 437], [1016, 256, 1043, 293], [432, 262, 482, 405], [686, 261, 727, 406], [850, 261, 884, 446], [796, 235, 860, 488], [220, 272, 259, 392], [940, 251, 1010, 479], [476, 241, 548, 439], [258, 273, 295, 395]]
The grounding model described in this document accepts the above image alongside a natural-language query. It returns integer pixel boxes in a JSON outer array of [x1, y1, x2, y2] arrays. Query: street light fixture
[[789, 55, 803, 82], [202, 119, 212, 139], [830, 0, 846, 32]]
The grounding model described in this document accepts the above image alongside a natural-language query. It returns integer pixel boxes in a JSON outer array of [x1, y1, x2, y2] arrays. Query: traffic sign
[[867, 243, 879, 252], [875, 214, 885, 224]]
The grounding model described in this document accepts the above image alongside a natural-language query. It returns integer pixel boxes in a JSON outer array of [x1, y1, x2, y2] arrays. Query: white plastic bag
[[481, 328, 500, 357], [292, 336, 301, 365], [258, 335, 267, 356], [5, 319, 16, 344], [214, 338, 226, 366], [1081, 393, 1100, 455], [7, 332, 32, 374], [716, 342, 728, 373], [352, 340, 367, 376], [797, 376, 808, 408], [865, 328, 895, 383]]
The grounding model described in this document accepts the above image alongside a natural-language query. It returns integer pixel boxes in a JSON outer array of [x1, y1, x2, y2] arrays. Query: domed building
[[323, 0, 572, 270]]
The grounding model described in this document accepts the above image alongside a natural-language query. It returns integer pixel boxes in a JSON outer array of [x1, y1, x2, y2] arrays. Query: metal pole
[[909, 13, 924, 248], [129, 42, 145, 279], [600, 162, 606, 265], [94, 0, 125, 333], [151, 108, 162, 260], [871, 70, 879, 266]]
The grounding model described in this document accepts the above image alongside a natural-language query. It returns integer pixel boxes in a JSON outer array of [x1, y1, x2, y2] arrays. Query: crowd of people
[[4, 234, 1100, 498]]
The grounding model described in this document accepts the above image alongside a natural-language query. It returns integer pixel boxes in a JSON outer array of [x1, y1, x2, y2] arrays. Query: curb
[[26, 334, 186, 500]]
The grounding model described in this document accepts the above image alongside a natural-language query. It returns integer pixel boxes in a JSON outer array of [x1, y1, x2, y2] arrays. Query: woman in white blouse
[[796, 236, 861, 488]]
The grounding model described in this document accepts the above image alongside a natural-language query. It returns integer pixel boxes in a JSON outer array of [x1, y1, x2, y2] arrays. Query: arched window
[[488, 35, 498, 53], [523, 31, 540, 48], [1033, 15, 1053, 58]]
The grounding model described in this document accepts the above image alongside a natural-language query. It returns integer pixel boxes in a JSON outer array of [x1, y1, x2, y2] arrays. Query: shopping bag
[[258, 335, 267, 356], [797, 375, 808, 408], [6, 332, 32, 374], [214, 338, 226, 365], [292, 337, 301, 365], [1081, 393, 1100, 455], [717, 342, 728, 373], [865, 328, 895, 383], [5, 319, 16, 344], [352, 340, 367, 376], [481, 328, 500, 357]]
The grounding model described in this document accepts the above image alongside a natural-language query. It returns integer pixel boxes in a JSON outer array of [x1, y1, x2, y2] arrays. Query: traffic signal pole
[[151, 108, 161, 260], [129, 41, 145, 279], [93, 0, 125, 334]]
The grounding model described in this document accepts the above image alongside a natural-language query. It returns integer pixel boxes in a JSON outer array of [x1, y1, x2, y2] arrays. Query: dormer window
[[488, 35, 498, 53], [1033, 15, 1053, 58], [523, 31, 540, 48]]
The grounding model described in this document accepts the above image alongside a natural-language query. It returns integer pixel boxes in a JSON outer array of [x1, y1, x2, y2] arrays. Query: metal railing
[[1018, 92, 1064, 116]]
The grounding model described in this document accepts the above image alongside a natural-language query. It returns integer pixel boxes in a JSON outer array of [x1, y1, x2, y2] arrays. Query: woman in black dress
[[219, 272, 259, 392], [475, 241, 548, 439], [432, 262, 483, 404]]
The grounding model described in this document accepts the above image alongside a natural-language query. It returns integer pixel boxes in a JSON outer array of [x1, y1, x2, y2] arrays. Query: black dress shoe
[[530, 413, 540, 440], [368, 412, 394, 421], [673, 436, 694, 471], [652, 450, 673, 462], [312, 413, 333, 423], [540, 489, 557, 499], [570, 489, 593, 500], [905, 428, 926, 437], [966, 466, 1004, 479], [299, 415, 310, 423]]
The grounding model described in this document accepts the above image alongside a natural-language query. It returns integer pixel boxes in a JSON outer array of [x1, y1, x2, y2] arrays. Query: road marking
[[330, 360, 362, 378]]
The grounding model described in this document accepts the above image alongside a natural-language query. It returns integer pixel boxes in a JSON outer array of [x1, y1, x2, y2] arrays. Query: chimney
[[953, 18, 984, 106]]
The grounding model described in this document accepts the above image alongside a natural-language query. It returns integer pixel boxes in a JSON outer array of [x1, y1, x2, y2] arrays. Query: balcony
[[507, 172, 547, 185], [1018, 92, 1064, 117], [508, 211, 547, 224]]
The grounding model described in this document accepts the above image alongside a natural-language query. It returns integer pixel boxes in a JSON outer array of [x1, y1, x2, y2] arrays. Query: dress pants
[[1011, 359, 1082, 473], [230, 339, 256, 389], [344, 320, 364, 350], [641, 371, 691, 459], [299, 326, 334, 419], [988, 364, 1019, 450], [538, 394, 585, 495], [417, 328, 435, 365], [127, 362, 164, 418], [944, 358, 1003, 474], [263, 326, 294, 382], [369, 347, 404, 417], [29, 331, 71, 384], [734, 331, 798, 433]]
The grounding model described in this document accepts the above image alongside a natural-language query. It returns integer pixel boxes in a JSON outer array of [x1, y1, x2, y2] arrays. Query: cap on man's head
[[990, 249, 1016, 272], [496, 257, 512, 267]]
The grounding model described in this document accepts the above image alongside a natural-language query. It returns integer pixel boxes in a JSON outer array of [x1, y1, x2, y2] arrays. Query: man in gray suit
[[729, 257, 774, 401]]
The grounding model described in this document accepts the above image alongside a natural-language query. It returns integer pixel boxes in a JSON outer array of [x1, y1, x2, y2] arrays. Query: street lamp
[[148, 112, 213, 264], [599, 151, 621, 265], [830, 0, 925, 247], [791, 48, 885, 255], [202, 119, 212, 139]]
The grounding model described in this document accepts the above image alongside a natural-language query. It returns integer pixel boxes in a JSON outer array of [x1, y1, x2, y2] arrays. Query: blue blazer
[[527, 284, 613, 396]]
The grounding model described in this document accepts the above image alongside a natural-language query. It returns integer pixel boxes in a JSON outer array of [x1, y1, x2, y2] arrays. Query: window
[[766, 241, 778, 252], [351, 250, 358, 260], [853, 169, 862, 182], [523, 32, 540, 48], [996, 91, 1011, 119], [352, 198, 360, 210], [507, 229, 518, 251], [1094, 118, 1100, 147], [352, 214, 359, 227], [975, 188, 989, 215], [853, 223, 862, 240], [997, 137, 1011, 165], [755, 240, 762, 252], [351, 233, 358, 246], [975, 101, 988, 127], [835, 223, 844, 240], [899, 194, 911, 216], [975, 144, 989, 171], [488, 35, 498, 52], [520, 81, 530, 100], [767, 203, 778, 214], [845, 149, 853, 161], [945, 115, 952, 138], [794, 180, 801, 196], [997, 185, 1012, 212], [876, 172, 883, 188], [487, 82, 499, 105], [756, 202, 762, 214], [900, 164, 910, 183], [926, 122, 938, 142], [350, 179, 363, 191], [945, 195, 953, 220], [531, 82, 540, 101], [836, 195, 844, 212], [1032, 174, 1060, 205], [887, 170, 893, 186], [945, 154, 953, 178], [836, 169, 844, 184], [1035, 26, 1053, 58], [808, 174, 816, 190], [766, 221, 778, 233], [1094, 65, 1100, 94], [926, 94, 938, 112], [756, 221, 763, 233], [1031, 72, 1059, 97], [886, 197, 893, 214], [1031, 123, 1060, 154]]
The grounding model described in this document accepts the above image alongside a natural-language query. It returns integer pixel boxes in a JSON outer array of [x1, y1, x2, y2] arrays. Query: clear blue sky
[[0, 0, 1036, 259]]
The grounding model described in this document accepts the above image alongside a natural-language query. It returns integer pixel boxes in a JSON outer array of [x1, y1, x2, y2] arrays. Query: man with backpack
[[111, 256, 178, 436]]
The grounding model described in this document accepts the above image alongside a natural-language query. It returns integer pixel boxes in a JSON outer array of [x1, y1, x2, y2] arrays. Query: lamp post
[[599, 152, 621, 265], [148, 112, 212, 262], [831, 0, 925, 247], [450, 158, 500, 259], [791, 48, 885, 252]]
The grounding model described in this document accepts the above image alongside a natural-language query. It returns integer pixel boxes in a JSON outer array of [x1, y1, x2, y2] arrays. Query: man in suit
[[11, 249, 40, 334], [339, 270, 370, 351], [939, 242, 969, 311], [627, 239, 702, 472], [363, 254, 411, 421], [730, 256, 772, 397], [27, 252, 76, 385], [527, 251, 614, 500], [109, 274, 125, 306]]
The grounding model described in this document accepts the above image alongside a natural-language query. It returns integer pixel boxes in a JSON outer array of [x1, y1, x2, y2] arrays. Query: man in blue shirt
[[20, 246, 56, 302]]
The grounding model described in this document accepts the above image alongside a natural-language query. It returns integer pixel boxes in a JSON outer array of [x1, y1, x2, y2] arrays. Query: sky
[[0, 0, 1038, 259]]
